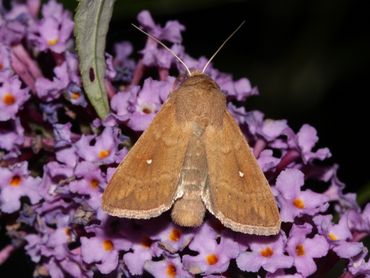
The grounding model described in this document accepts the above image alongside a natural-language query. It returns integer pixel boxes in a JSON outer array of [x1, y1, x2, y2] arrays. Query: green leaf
[[357, 182, 370, 205], [74, 0, 116, 119]]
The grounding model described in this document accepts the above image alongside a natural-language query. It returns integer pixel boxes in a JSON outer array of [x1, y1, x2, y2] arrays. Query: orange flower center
[[64, 227, 72, 240], [328, 232, 337, 241], [260, 247, 274, 257], [0, 63, 4, 70], [2, 93, 16, 105], [9, 175, 22, 186], [295, 244, 305, 256], [293, 198, 305, 209], [141, 237, 152, 248], [90, 179, 99, 189], [169, 229, 181, 242], [47, 38, 59, 46], [70, 92, 81, 100], [142, 106, 152, 114], [102, 240, 114, 251], [166, 263, 177, 278], [206, 254, 218, 265], [98, 149, 110, 159], [64, 227, 71, 236]]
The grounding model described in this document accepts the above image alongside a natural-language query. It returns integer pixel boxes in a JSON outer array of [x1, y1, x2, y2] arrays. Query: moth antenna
[[131, 24, 192, 77], [202, 20, 246, 73]]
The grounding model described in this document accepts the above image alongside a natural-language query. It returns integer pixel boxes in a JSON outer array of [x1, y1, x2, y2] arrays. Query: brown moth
[[102, 23, 281, 235]]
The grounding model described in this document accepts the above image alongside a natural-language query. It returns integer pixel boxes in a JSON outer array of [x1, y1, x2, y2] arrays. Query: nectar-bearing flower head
[[286, 223, 329, 276], [0, 1, 368, 277], [0, 76, 30, 121]]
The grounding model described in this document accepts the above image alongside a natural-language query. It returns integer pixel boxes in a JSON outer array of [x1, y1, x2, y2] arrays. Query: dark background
[[1, 0, 370, 276]]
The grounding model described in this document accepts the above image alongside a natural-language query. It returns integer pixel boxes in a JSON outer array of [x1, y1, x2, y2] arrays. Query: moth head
[[180, 71, 219, 89]]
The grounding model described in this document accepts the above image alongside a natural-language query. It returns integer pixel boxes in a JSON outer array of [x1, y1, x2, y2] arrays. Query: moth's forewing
[[102, 99, 192, 219], [203, 111, 280, 235]]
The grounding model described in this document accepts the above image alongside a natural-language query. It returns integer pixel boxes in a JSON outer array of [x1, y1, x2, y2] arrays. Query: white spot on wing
[[146, 159, 152, 165], [239, 171, 244, 178]]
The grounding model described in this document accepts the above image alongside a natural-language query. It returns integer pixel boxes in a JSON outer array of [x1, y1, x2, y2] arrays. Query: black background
[[1, 0, 370, 276]]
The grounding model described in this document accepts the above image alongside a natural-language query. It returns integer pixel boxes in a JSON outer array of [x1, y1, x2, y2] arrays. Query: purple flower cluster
[[0, 1, 369, 277]]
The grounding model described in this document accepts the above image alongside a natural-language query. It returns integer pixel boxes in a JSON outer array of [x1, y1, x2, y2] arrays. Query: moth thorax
[[174, 74, 226, 128], [171, 198, 206, 227]]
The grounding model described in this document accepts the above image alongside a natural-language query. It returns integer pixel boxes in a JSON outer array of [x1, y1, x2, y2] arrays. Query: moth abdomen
[[171, 132, 208, 227]]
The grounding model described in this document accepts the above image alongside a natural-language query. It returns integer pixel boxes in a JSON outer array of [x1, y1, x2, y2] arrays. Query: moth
[[102, 23, 280, 235]]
